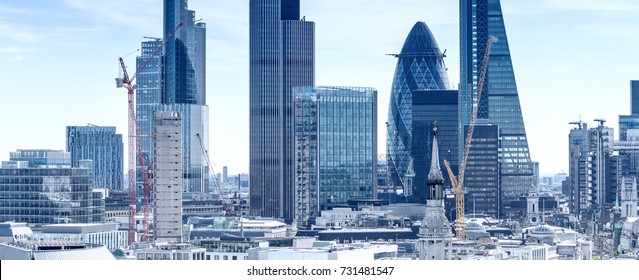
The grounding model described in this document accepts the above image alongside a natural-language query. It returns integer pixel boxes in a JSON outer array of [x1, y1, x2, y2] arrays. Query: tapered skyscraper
[[136, 0, 209, 194], [460, 0, 533, 216], [250, 0, 314, 222]]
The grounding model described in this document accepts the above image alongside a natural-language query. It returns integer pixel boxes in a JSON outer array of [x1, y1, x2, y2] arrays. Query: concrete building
[[0, 240, 115, 260], [153, 111, 183, 242], [247, 241, 397, 260], [620, 177, 638, 218], [418, 128, 453, 260], [197, 238, 268, 261], [133, 243, 206, 260], [31, 223, 126, 252], [0, 222, 33, 243]]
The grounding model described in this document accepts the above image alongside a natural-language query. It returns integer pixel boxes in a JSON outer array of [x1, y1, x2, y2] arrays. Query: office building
[[293, 86, 377, 227], [135, 0, 209, 194], [0, 160, 103, 227], [31, 223, 127, 252], [632, 80, 639, 115], [66, 125, 124, 190], [9, 149, 70, 167], [153, 111, 183, 242], [460, 0, 534, 216], [386, 21, 452, 201], [464, 121, 500, 218], [250, 0, 315, 222], [0, 241, 115, 260]]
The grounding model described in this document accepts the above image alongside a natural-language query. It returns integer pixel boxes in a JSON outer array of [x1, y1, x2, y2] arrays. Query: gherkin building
[[386, 22, 451, 200]]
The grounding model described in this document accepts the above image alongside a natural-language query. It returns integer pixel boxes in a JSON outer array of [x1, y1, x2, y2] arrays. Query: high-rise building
[[460, 0, 534, 216], [568, 122, 589, 220], [135, 0, 209, 193], [153, 111, 183, 242], [619, 177, 637, 218], [631, 80, 639, 115], [0, 160, 104, 227], [411, 89, 458, 203], [464, 120, 500, 218], [249, 0, 314, 222], [386, 21, 452, 201], [66, 126, 124, 190], [293, 86, 377, 227]]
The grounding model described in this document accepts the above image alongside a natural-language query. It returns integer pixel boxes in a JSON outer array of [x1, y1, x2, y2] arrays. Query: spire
[[428, 126, 444, 181]]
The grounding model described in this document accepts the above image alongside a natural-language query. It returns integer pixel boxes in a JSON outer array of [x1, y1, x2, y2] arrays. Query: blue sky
[[1, 0, 638, 176]]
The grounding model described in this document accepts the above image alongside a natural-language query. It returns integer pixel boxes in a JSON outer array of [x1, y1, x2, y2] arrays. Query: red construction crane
[[116, 23, 183, 245]]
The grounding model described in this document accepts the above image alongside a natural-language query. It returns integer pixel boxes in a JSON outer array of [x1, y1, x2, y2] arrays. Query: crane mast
[[195, 133, 235, 216], [116, 23, 183, 245], [447, 36, 496, 241]]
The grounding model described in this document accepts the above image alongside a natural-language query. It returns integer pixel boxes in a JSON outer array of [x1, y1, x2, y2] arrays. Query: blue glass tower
[[66, 126, 124, 190], [386, 21, 451, 201], [250, 0, 314, 222], [460, 0, 533, 216], [135, 0, 209, 193], [294, 86, 377, 227]]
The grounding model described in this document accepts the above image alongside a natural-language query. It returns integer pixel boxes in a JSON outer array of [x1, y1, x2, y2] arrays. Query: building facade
[[9, 150, 70, 167], [293, 86, 377, 227], [464, 121, 500, 218], [386, 21, 452, 201], [66, 126, 123, 190], [135, 0, 209, 194], [153, 111, 183, 242], [249, 0, 315, 222], [460, 0, 534, 217], [0, 161, 103, 227]]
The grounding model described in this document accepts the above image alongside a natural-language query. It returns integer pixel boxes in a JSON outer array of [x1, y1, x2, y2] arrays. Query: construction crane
[[194, 133, 236, 216], [116, 23, 183, 244], [444, 36, 497, 241]]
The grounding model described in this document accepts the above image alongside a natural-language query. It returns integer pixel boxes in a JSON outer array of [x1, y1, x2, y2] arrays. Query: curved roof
[[400, 22, 443, 58]]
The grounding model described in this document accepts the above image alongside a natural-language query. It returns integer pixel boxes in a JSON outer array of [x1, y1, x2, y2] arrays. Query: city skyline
[[1, 0, 638, 176]]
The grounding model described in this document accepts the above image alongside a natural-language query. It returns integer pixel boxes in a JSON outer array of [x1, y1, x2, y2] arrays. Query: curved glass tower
[[387, 22, 450, 198]]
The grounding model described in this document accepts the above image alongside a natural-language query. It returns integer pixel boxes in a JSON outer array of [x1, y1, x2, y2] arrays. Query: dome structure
[[387, 21, 450, 192]]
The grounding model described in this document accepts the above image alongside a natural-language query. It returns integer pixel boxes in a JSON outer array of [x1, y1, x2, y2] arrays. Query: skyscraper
[[631, 80, 639, 115], [293, 86, 377, 227], [386, 21, 452, 202], [460, 0, 533, 216], [153, 111, 183, 242], [249, 0, 314, 222], [136, 0, 209, 193], [464, 121, 500, 218], [66, 125, 124, 190]]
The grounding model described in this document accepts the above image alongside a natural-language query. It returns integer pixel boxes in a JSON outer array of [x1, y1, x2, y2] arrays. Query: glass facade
[[66, 126, 123, 190], [632, 80, 639, 115], [294, 86, 377, 227], [135, 0, 209, 194], [411, 90, 458, 203], [250, 0, 314, 222], [9, 149, 70, 167], [0, 167, 103, 227], [386, 21, 451, 198], [463, 121, 499, 218], [460, 0, 533, 216]]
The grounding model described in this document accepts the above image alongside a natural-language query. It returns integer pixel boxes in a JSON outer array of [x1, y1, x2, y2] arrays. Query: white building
[[133, 243, 206, 260], [0, 222, 33, 243], [31, 223, 126, 252], [153, 111, 183, 242], [0, 240, 115, 260], [247, 241, 397, 260], [620, 217, 639, 251]]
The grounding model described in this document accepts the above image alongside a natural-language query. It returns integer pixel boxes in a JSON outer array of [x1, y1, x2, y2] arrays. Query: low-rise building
[[133, 243, 206, 260], [0, 240, 114, 260], [248, 241, 397, 260], [31, 223, 126, 251]]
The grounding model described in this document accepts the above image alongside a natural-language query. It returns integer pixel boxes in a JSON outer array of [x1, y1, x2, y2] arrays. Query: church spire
[[428, 126, 444, 181]]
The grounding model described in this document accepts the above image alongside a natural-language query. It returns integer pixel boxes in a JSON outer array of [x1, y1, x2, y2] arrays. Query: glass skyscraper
[[293, 86, 377, 227], [386, 21, 451, 201], [460, 0, 533, 216], [632, 80, 639, 115], [463, 121, 499, 218], [66, 126, 124, 190], [135, 0, 209, 193], [249, 0, 314, 222]]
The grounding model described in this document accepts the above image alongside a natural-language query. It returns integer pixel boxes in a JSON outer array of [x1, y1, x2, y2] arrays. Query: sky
[[1, 0, 638, 176]]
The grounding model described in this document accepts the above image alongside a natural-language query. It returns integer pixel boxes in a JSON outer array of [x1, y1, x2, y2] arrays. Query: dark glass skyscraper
[[293, 86, 377, 227], [249, 0, 314, 222], [632, 80, 639, 115], [136, 0, 209, 193], [66, 126, 124, 190], [464, 121, 499, 218], [460, 0, 533, 216], [386, 21, 451, 202]]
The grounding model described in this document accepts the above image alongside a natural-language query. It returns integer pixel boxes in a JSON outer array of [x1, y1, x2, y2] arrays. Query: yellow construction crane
[[445, 36, 497, 240]]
